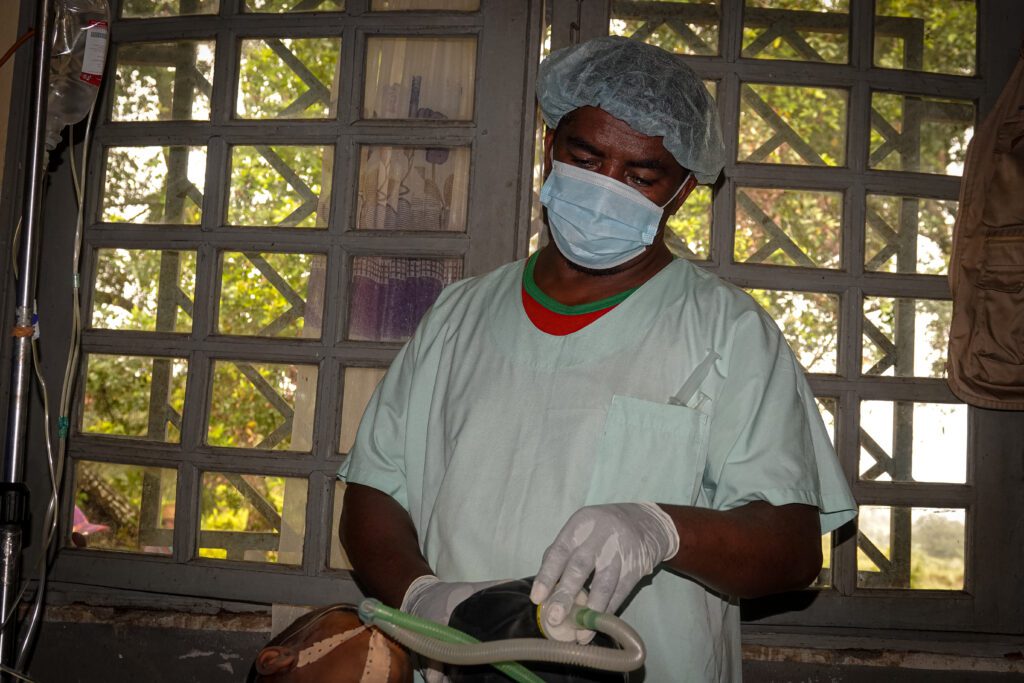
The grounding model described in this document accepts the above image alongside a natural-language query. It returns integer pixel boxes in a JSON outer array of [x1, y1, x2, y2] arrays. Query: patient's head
[[250, 604, 412, 683]]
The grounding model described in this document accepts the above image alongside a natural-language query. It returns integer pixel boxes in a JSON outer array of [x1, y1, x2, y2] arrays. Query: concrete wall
[[0, 4, 20, 193], [28, 607, 269, 682], [23, 606, 1024, 683]]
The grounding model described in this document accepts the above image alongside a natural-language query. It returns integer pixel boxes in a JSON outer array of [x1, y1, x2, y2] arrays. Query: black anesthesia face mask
[[445, 578, 627, 683]]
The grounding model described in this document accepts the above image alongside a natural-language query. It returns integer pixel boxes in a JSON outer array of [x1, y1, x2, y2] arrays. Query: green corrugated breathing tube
[[358, 598, 645, 683]]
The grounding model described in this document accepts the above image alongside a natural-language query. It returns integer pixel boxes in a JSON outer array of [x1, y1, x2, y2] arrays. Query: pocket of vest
[[585, 394, 709, 508], [977, 235, 1024, 292]]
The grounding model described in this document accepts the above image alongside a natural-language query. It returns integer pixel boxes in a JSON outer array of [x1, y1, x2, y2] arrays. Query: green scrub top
[[341, 257, 856, 682]]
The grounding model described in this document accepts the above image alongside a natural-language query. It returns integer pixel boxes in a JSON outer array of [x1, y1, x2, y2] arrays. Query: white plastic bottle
[[45, 0, 110, 151]]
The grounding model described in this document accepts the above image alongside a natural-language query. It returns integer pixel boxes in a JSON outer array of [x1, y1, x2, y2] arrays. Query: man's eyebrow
[[564, 135, 669, 171], [626, 158, 667, 171], [565, 136, 604, 157]]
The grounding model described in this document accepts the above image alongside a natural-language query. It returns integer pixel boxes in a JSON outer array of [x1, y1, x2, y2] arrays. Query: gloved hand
[[402, 575, 512, 683], [401, 574, 510, 626], [529, 503, 679, 639]]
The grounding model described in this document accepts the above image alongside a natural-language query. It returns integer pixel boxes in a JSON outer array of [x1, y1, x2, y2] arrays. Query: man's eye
[[572, 157, 598, 168], [629, 176, 653, 187]]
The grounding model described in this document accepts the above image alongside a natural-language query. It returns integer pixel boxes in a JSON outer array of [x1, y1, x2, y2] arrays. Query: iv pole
[[2, 0, 55, 676]]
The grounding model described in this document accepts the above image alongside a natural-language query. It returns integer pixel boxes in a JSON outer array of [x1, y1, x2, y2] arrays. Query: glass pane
[[372, 0, 477, 8], [610, 1, 720, 56], [71, 461, 177, 555], [91, 248, 196, 333], [363, 36, 476, 120], [813, 532, 832, 588], [208, 361, 318, 451], [227, 145, 332, 228], [339, 367, 387, 453], [329, 480, 353, 570], [869, 93, 974, 175], [199, 472, 306, 565], [246, 0, 344, 12], [348, 257, 463, 342], [237, 38, 342, 119], [857, 506, 965, 590], [743, 0, 849, 64], [866, 195, 956, 274], [112, 41, 214, 122], [735, 187, 842, 269], [121, 0, 218, 17], [218, 252, 326, 339], [747, 289, 839, 374], [816, 397, 837, 445], [357, 145, 470, 231], [862, 297, 952, 378], [874, 0, 976, 76], [666, 185, 712, 260], [82, 354, 188, 443], [101, 146, 206, 225], [859, 400, 967, 483], [739, 84, 847, 166]]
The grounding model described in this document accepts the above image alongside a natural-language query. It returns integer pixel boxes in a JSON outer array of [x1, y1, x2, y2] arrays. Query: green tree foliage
[[743, 0, 850, 63], [92, 248, 196, 333], [228, 145, 330, 227], [198, 474, 287, 561], [119, 0, 219, 19], [112, 41, 214, 122], [874, 0, 976, 75], [909, 512, 966, 590], [237, 38, 341, 119], [86, 2, 972, 570], [74, 462, 177, 553], [207, 360, 316, 451], [82, 355, 188, 441]]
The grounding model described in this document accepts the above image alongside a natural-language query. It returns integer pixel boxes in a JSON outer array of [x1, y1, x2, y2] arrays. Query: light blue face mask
[[540, 160, 689, 270]]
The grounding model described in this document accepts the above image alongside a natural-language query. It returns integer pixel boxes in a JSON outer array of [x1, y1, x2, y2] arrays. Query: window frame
[[590, 0, 1024, 634], [25, 0, 544, 606], [2, 0, 1020, 638]]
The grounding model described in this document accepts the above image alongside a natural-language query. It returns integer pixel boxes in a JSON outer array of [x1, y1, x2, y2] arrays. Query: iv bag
[[45, 0, 110, 151]]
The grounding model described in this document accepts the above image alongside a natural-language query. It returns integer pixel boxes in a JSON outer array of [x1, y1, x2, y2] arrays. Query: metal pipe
[[6, 0, 54, 483], [2, 0, 56, 674], [0, 525, 23, 676]]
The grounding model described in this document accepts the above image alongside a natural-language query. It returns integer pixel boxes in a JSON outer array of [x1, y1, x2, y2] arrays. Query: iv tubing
[[360, 598, 645, 675]]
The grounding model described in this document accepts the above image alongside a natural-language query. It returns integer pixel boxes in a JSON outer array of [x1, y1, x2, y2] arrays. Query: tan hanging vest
[[948, 49, 1024, 410]]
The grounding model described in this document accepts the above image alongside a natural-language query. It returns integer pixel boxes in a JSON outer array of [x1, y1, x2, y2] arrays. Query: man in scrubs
[[340, 36, 857, 682]]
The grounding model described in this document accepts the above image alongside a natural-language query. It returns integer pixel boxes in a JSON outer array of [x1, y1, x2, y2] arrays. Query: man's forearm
[[659, 501, 822, 599], [339, 482, 433, 607]]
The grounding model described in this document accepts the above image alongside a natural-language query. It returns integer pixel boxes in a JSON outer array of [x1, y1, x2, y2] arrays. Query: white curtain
[[363, 35, 476, 120], [371, 0, 479, 12], [357, 145, 470, 232]]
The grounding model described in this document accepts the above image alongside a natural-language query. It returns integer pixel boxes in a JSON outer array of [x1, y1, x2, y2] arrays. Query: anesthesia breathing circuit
[[358, 598, 646, 683]]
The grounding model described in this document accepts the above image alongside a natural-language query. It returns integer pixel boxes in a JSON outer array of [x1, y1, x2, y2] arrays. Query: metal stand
[[2, 0, 55, 676]]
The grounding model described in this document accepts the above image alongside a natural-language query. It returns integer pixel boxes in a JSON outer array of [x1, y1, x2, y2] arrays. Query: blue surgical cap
[[537, 36, 726, 185]]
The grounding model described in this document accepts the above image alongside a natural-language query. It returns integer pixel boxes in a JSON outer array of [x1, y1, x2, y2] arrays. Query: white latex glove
[[530, 503, 679, 632], [400, 574, 509, 625], [401, 575, 509, 683]]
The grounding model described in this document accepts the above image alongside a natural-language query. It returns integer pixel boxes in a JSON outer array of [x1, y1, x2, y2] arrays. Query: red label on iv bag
[[79, 20, 108, 87]]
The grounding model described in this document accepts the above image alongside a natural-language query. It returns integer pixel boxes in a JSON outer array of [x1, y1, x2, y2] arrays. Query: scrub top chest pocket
[[585, 394, 710, 507]]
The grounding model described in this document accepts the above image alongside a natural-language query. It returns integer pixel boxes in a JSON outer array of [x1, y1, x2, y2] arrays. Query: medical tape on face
[[361, 630, 393, 682], [295, 625, 368, 668]]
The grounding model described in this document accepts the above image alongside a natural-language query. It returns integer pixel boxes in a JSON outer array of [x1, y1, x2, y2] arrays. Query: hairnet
[[537, 36, 725, 185]]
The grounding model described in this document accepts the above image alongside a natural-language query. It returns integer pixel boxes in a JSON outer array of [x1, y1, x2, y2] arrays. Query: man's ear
[[543, 128, 555, 178], [667, 174, 699, 215], [255, 646, 297, 675]]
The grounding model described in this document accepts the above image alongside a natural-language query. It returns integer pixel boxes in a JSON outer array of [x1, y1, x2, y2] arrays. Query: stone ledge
[[43, 604, 271, 633], [743, 638, 1024, 674]]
